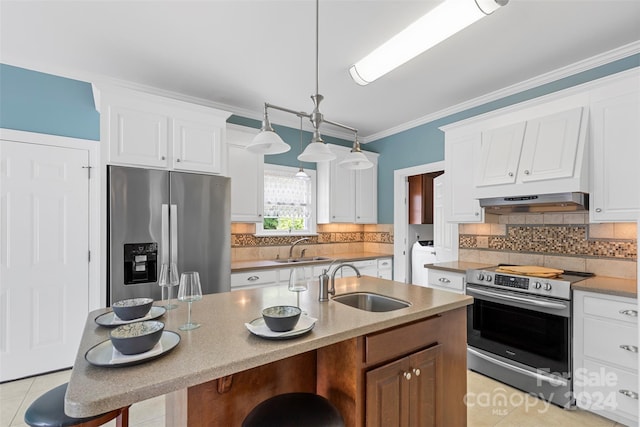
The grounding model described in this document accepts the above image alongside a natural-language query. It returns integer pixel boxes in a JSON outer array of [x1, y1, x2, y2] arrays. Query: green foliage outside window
[[263, 217, 305, 230]]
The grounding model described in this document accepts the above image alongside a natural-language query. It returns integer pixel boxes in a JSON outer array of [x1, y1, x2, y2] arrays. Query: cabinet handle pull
[[595, 208, 602, 213], [619, 390, 639, 400], [508, 172, 514, 177], [247, 276, 259, 282], [403, 371, 411, 381], [412, 368, 421, 377], [439, 278, 451, 283], [620, 344, 638, 353], [619, 309, 638, 317], [524, 170, 530, 175]]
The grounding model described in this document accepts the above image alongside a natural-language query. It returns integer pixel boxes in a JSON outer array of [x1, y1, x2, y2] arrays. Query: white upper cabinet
[[589, 73, 640, 222], [445, 133, 484, 223], [226, 124, 264, 222], [172, 115, 224, 174], [355, 151, 378, 224], [94, 84, 231, 174], [474, 106, 588, 198], [317, 144, 378, 224], [476, 122, 526, 187]]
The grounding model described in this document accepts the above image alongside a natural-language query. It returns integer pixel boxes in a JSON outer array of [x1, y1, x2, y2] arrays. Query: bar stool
[[242, 392, 344, 427], [24, 383, 129, 427]]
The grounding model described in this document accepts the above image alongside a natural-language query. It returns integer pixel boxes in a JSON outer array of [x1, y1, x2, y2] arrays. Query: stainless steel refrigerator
[[108, 165, 231, 304]]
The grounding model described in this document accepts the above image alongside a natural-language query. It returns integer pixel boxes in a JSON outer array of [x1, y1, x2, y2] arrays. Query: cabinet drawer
[[365, 316, 440, 365], [583, 294, 638, 324], [428, 271, 465, 293], [584, 317, 638, 371], [576, 359, 638, 420], [231, 270, 278, 288], [377, 258, 392, 270]]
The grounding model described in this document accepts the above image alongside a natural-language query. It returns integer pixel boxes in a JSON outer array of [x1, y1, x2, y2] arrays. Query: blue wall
[[2, 54, 639, 224], [367, 54, 640, 223], [0, 64, 99, 140]]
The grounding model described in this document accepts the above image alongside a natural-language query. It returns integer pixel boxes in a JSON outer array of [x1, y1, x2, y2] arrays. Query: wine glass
[[177, 271, 203, 331], [288, 267, 308, 313], [158, 263, 179, 309]]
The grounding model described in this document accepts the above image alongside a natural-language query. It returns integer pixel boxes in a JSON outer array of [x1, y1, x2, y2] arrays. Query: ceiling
[[1, 0, 639, 141]]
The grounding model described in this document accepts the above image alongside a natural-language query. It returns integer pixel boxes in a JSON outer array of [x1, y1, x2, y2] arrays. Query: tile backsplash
[[458, 213, 637, 279], [231, 223, 394, 261]]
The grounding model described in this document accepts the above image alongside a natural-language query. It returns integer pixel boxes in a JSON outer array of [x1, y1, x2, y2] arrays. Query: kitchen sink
[[272, 256, 332, 264], [332, 292, 411, 312]]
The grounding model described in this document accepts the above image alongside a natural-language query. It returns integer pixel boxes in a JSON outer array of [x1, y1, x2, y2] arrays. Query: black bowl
[[262, 306, 301, 332], [110, 320, 164, 355], [112, 298, 153, 321]]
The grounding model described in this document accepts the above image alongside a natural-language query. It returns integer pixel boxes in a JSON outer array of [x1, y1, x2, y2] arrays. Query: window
[[256, 164, 316, 236]]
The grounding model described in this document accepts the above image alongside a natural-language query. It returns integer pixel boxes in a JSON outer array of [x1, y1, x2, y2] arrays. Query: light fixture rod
[[262, 102, 358, 134]]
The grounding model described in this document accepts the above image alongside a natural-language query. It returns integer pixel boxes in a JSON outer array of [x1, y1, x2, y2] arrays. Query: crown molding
[[362, 40, 640, 143]]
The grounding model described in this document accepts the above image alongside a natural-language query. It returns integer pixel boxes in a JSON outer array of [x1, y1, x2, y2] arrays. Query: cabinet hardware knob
[[439, 278, 451, 283], [619, 309, 638, 317], [620, 344, 638, 353], [508, 172, 514, 177], [403, 372, 411, 380], [619, 389, 639, 400], [524, 170, 530, 175], [247, 276, 259, 282], [475, 212, 479, 216], [161, 156, 166, 160], [176, 158, 181, 162], [595, 208, 602, 213], [412, 368, 421, 377]]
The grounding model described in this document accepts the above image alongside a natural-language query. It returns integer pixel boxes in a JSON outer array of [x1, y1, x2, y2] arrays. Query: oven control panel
[[494, 274, 529, 290]]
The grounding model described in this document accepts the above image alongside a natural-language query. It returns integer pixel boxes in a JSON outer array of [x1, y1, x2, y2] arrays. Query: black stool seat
[[24, 383, 127, 427], [242, 392, 345, 427]]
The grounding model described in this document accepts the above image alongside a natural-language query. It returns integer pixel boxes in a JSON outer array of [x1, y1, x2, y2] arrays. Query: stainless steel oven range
[[465, 266, 592, 408]]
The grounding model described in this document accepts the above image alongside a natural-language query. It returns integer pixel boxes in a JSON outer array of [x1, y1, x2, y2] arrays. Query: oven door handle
[[468, 348, 567, 387], [468, 287, 567, 310]]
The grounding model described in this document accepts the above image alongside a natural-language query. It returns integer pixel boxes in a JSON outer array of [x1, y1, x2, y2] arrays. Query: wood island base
[[166, 307, 467, 427]]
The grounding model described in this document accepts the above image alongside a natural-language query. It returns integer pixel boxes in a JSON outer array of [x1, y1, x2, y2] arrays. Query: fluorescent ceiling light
[[349, 0, 508, 85]]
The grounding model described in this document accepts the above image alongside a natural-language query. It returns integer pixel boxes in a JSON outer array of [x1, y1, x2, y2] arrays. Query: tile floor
[[0, 369, 628, 427]]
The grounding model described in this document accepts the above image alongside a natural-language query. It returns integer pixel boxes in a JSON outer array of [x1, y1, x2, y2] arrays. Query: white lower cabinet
[[230, 270, 278, 290], [377, 258, 393, 280], [573, 290, 638, 426], [426, 269, 465, 294]]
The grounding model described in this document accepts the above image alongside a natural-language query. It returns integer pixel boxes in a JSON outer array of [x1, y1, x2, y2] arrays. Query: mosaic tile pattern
[[232, 231, 393, 248], [460, 224, 637, 260]]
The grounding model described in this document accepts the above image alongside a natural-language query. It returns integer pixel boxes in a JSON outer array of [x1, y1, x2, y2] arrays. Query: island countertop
[[65, 276, 472, 418]]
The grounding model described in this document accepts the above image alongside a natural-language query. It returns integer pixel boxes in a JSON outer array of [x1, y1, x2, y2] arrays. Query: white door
[[0, 141, 90, 381]]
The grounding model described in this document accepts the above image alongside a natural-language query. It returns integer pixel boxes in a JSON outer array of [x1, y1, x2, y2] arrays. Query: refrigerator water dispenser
[[123, 243, 158, 284]]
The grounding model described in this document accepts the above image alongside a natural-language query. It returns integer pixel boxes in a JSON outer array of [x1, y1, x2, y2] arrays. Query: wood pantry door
[[0, 140, 90, 381]]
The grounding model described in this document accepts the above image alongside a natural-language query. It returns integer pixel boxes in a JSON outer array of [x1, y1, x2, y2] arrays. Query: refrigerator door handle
[[161, 204, 170, 264], [170, 204, 178, 266]]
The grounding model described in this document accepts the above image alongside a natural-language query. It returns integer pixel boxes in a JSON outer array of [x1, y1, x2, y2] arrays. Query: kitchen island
[[65, 276, 472, 426]]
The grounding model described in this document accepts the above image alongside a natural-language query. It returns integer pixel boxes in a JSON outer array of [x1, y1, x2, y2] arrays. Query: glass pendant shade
[[298, 141, 336, 162], [246, 130, 291, 154], [295, 168, 311, 180], [339, 150, 373, 170]]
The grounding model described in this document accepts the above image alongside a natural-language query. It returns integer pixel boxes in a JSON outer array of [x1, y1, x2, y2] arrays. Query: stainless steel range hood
[[479, 192, 588, 214]]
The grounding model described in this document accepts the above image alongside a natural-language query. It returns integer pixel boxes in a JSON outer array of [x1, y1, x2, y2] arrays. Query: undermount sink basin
[[272, 256, 332, 264], [332, 292, 411, 312]]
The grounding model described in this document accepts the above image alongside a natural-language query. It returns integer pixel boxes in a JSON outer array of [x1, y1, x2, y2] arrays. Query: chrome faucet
[[288, 237, 309, 259], [318, 261, 361, 302]]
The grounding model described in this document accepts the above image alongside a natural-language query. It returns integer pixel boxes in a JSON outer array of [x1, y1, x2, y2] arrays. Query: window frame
[[255, 164, 317, 237]]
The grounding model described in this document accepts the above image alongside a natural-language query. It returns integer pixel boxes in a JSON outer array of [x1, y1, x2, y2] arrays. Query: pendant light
[[295, 116, 311, 180], [248, 0, 360, 164], [338, 133, 373, 170]]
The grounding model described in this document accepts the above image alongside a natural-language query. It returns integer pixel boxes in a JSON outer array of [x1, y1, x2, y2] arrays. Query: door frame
[[0, 128, 102, 309], [393, 160, 458, 283]]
